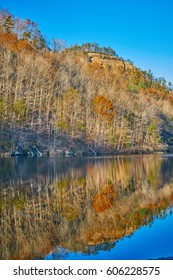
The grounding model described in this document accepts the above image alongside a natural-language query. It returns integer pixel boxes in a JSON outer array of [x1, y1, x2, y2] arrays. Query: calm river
[[1, 154, 173, 260]]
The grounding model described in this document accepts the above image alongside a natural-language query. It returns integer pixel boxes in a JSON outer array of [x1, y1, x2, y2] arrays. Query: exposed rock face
[[87, 52, 135, 71]]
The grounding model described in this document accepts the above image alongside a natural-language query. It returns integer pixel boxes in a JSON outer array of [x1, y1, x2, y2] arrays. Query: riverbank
[[0, 145, 169, 157]]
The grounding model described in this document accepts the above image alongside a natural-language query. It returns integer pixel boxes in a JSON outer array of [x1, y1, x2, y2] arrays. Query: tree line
[[0, 9, 116, 56]]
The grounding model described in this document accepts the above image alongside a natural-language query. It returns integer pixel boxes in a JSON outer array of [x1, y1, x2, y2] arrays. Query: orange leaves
[[168, 96, 173, 105], [93, 184, 116, 213], [168, 192, 173, 204], [0, 33, 18, 51], [0, 33, 34, 54], [93, 95, 115, 122], [147, 87, 158, 95], [17, 39, 34, 53]]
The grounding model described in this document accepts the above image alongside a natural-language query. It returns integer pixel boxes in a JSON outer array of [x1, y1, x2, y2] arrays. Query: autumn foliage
[[0, 33, 34, 53], [0, 8, 173, 153], [17, 39, 34, 52], [0, 33, 18, 51], [93, 184, 116, 213], [93, 95, 115, 122]]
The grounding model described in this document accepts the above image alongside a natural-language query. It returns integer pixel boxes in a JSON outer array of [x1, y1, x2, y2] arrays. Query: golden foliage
[[0, 33, 18, 51], [17, 39, 34, 53], [93, 184, 116, 213], [0, 33, 34, 54], [168, 96, 173, 105], [93, 95, 115, 122]]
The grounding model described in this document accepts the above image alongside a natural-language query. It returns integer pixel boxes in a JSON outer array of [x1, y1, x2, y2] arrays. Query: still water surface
[[0, 155, 173, 260]]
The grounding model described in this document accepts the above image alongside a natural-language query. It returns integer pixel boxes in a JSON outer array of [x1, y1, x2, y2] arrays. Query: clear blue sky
[[1, 0, 173, 83]]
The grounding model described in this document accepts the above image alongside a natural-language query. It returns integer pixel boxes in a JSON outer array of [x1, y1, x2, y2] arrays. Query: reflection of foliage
[[1, 156, 173, 260], [147, 158, 162, 188], [55, 178, 71, 190], [93, 184, 116, 213], [8, 195, 26, 210], [77, 177, 86, 184], [0, 191, 25, 211], [129, 199, 169, 227], [130, 208, 152, 227], [126, 178, 136, 193], [0, 198, 3, 213], [62, 205, 79, 221]]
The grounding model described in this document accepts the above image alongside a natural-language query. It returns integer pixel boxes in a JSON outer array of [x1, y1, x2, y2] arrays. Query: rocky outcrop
[[88, 52, 135, 71]]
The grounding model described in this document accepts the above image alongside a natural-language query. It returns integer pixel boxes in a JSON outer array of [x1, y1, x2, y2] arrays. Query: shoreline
[[0, 146, 170, 158]]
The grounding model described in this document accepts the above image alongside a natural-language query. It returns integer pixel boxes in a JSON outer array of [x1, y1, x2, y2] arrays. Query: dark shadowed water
[[1, 154, 173, 260]]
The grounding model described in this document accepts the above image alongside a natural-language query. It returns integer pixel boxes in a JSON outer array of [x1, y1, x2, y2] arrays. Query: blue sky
[[2, 0, 173, 83]]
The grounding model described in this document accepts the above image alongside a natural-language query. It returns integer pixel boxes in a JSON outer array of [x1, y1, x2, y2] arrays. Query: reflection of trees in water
[[1, 155, 173, 259], [0, 157, 87, 187]]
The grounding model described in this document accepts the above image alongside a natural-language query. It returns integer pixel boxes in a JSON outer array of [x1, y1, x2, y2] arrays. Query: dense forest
[[1, 9, 173, 155]]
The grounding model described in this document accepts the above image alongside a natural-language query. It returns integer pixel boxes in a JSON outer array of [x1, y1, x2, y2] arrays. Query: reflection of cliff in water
[[1, 155, 173, 260]]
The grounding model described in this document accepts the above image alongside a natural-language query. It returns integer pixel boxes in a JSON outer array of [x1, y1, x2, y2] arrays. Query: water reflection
[[0, 155, 173, 260]]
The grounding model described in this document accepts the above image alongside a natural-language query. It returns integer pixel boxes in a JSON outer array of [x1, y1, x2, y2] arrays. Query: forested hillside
[[1, 9, 173, 155]]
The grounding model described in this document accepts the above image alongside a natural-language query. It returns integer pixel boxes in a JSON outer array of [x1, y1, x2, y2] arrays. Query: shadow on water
[[1, 154, 173, 259]]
